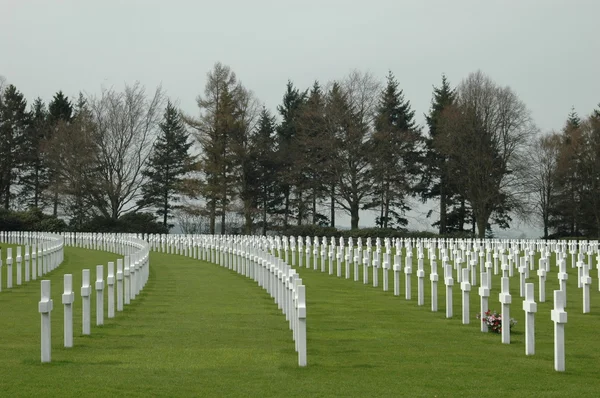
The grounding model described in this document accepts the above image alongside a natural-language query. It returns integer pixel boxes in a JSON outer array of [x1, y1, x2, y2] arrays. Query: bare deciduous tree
[[436, 71, 536, 237], [174, 204, 210, 234], [527, 133, 560, 238], [88, 82, 165, 219], [325, 70, 381, 229], [343, 69, 381, 128], [339, 71, 381, 229]]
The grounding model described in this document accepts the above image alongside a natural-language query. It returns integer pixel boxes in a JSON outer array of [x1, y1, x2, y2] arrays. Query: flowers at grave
[[476, 310, 516, 334]]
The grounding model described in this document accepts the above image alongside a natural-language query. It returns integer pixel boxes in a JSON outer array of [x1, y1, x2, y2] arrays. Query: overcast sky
[[2, 0, 599, 236]]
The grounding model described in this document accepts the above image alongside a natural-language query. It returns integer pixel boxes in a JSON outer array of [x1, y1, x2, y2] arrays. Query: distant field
[[0, 246, 599, 397]]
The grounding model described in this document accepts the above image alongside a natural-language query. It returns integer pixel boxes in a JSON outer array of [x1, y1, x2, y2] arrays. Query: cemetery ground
[[1, 246, 600, 397]]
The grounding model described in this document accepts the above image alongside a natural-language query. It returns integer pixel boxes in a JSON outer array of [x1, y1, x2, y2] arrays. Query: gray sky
[[2, 0, 599, 236]]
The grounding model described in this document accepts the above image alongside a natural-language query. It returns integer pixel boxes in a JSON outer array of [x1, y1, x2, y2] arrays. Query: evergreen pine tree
[[139, 100, 193, 227], [367, 71, 421, 229], [421, 74, 461, 234], [20, 97, 50, 208], [276, 81, 307, 227], [550, 108, 585, 236], [46, 90, 74, 215], [48, 91, 73, 124], [0, 84, 31, 209], [249, 108, 280, 234], [296, 81, 331, 225], [325, 81, 369, 229]]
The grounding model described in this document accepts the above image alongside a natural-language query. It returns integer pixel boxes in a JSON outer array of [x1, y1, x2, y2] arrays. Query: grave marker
[[81, 269, 91, 335], [479, 272, 490, 332], [39, 280, 53, 363], [499, 277, 512, 344], [417, 254, 425, 306], [16, 247, 22, 285], [393, 254, 401, 296], [445, 263, 453, 318], [523, 282, 537, 355], [558, 259, 568, 308], [24, 245, 30, 282], [107, 262, 115, 318], [551, 290, 567, 372], [582, 263, 591, 314], [363, 251, 370, 285], [430, 256, 438, 312], [297, 284, 307, 367], [116, 259, 124, 311], [461, 268, 471, 324], [405, 255, 412, 300], [372, 251, 379, 288], [354, 247, 360, 282], [382, 253, 390, 292], [124, 256, 131, 305], [538, 258, 547, 303], [62, 274, 75, 347], [96, 265, 104, 326], [7, 248, 13, 288]]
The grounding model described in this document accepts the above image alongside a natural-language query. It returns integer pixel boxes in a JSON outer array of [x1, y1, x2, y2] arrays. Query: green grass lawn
[[1, 245, 600, 397]]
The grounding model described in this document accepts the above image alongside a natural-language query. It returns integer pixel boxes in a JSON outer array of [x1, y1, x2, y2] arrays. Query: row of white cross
[[148, 234, 308, 367], [0, 233, 64, 291], [145, 234, 598, 373], [33, 233, 150, 363], [275, 235, 591, 373], [5, 229, 592, 371]]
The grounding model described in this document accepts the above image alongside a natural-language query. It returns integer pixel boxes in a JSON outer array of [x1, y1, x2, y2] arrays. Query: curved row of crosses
[[146, 233, 308, 367], [0, 231, 150, 363], [152, 233, 598, 373]]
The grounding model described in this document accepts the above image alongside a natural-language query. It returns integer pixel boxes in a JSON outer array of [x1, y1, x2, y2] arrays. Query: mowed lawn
[[1, 245, 600, 397]]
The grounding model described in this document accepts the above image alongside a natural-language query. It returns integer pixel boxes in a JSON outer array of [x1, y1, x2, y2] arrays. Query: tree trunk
[[244, 200, 252, 235], [439, 178, 447, 234], [476, 216, 486, 239], [330, 183, 335, 228], [111, 197, 119, 220], [383, 189, 390, 229], [458, 197, 466, 231], [209, 199, 216, 234], [163, 189, 168, 227], [4, 183, 9, 209], [297, 190, 303, 226], [283, 188, 290, 228], [34, 164, 39, 208], [262, 197, 267, 236], [221, 176, 227, 234], [220, 203, 226, 235], [163, 167, 170, 227], [53, 188, 59, 216], [475, 209, 489, 239], [350, 202, 359, 230], [570, 188, 575, 236], [312, 188, 317, 225]]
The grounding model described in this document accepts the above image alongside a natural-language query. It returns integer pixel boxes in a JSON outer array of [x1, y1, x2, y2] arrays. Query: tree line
[[0, 66, 598, 238]]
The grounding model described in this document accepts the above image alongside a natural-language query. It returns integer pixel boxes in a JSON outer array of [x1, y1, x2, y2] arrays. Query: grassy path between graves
[[1, 247, 600, 397]]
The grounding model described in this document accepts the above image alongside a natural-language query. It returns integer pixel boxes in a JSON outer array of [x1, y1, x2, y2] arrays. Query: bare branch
[[87, 82, 165, 219]]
